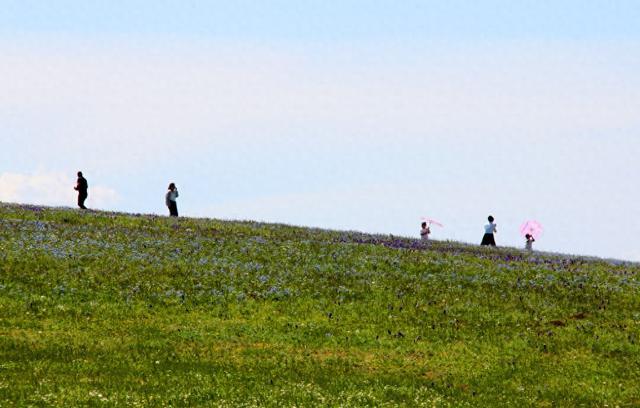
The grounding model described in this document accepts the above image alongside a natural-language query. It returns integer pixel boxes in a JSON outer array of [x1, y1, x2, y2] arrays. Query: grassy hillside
[[1, 203, 639, 407]]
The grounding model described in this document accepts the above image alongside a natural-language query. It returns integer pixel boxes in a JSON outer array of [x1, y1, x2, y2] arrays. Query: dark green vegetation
[[1, 203, 639, 407]]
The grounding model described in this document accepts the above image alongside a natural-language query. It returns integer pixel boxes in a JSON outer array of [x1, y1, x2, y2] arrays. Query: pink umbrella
[[520, 220, 543, 239], [421, 217, 444, 227]]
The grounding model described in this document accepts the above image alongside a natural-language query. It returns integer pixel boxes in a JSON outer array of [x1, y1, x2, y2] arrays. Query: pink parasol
[[520, 220, 543, 239], [421, 217, 444, 227]]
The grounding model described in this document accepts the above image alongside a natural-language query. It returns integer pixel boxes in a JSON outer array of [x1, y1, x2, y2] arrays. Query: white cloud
[[0, 171, 120, 209]]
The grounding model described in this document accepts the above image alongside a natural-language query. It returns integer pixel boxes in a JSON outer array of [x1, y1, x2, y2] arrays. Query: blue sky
[[1, 1, 639, 261], [2, 1, 640, 40]]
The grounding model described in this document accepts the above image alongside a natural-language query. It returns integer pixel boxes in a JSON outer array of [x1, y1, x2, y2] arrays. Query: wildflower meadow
[[1, 203, 639, 406]]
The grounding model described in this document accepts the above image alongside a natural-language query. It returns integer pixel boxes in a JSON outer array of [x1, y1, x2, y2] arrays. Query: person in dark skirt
[[481, 215, 497, 246], [165, 183, 179, 217], [74, 171, 88, 209]]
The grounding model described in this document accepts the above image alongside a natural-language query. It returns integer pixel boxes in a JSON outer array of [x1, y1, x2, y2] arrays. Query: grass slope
[[1, 203, 639, 407]]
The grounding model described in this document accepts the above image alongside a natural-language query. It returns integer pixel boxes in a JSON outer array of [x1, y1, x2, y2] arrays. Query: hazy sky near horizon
[[1, 1, 639, 261]]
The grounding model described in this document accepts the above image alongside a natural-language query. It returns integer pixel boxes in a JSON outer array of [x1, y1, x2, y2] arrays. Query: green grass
[[1, 202, 639, 406]]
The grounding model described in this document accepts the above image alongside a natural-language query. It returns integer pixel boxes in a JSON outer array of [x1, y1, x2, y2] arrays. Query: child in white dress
[[420, 222, 431, 241], [525, 234, 535, 251]]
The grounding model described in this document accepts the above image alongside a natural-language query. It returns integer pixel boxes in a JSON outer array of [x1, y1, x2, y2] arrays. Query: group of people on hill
[[420, 215, 536, 251], [74, 171, 535, 251], [74, 171, 180, 217]]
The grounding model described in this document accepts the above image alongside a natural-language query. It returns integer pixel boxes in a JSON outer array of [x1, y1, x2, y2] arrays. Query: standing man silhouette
[[74, 171, 88, 209], [165, 183, 179, 217]]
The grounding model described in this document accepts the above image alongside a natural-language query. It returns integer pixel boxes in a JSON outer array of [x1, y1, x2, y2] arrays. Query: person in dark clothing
[[165, 183, 179, 217], [74, 171, 88, 209]]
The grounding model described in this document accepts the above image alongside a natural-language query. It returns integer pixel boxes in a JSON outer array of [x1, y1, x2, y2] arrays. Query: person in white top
[[165, 183, 179, 217], [480, 215, 497, 246], [525, 234, 535, 251], [420, 222, 431, 241]]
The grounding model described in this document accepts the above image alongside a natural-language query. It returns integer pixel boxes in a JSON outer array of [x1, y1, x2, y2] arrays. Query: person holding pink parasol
[[420, 217, 443, 241], [420, 222, 430, 240], [525, 234, 535, 250], [520, 220, 543, 251]]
